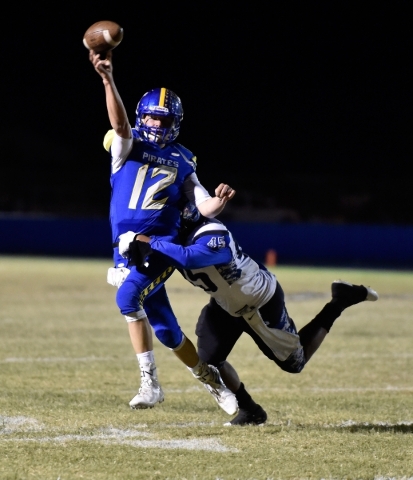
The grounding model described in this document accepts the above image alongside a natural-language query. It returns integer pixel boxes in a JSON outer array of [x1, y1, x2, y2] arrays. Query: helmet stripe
[[159, 88, 166, 108]]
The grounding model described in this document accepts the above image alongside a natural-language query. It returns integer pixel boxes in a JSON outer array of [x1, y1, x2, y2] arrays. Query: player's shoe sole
[[224, 405, 268, 426], [332, 279, 378, 306], [129, 396, 164, 409]]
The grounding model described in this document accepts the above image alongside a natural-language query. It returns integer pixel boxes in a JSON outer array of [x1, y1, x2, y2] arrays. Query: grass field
[[1, 255, 413, 480]]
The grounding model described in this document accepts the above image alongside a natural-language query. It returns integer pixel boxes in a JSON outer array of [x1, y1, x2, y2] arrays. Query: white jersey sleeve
[[110, 129, 133, 174], [182, 172, 211, 206], [181, 225, 276, 316]]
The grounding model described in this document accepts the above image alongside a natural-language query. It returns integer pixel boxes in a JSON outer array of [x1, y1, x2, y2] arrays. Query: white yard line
[[2, 417, 412, 449], [3, 435, 237, 452], [0, 423, 238, 452], [1, 356, 115, 363], [2, 416, 412, 453], [0, 415, 44, 433]]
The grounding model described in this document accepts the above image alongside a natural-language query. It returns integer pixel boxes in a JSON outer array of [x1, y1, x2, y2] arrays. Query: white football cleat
[[192, 363, 238, 415], [129, 377, 164, 409]]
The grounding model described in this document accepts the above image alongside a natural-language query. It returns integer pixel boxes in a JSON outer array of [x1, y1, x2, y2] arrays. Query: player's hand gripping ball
[[83, 21, 123, 53]]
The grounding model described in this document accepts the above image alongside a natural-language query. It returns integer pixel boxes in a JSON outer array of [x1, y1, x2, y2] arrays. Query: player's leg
[[196, 299, 243, 390], [297, 279, 378, 362], [255, 278, 378, 368], [246, 283, 304, 372], [127, 314, 153, 353], [220, 361, 268, 427], [123, 310, 164, 409], [107, 266, 162, 408], [145, 288, 238, 415], [196, 298, 266, 425], [116, 260, 176, 409]]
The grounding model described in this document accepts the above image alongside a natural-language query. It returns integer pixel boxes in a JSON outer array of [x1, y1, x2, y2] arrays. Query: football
[[83, 21, 123, 53]]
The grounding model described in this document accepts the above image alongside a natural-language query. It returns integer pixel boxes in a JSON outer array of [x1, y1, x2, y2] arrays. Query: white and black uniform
[[148, 218, 306, 372]]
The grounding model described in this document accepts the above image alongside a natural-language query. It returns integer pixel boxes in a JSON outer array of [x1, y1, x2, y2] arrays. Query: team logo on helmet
[[148, 106, 169, 113]]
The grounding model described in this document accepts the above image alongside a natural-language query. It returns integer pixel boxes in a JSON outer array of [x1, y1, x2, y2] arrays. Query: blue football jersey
[[110, 140, 197, 243]]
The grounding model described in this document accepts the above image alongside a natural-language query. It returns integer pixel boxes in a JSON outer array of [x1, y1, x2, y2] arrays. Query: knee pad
[[170, 335, 186, 352], [116, 277, 144, 315], [277, 347, 306, 374], [124, 310, 147, 323], [155, 326, 184, 349]]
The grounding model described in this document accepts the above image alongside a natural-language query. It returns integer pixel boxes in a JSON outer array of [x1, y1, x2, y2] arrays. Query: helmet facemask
[[136, 114, 177, 145]]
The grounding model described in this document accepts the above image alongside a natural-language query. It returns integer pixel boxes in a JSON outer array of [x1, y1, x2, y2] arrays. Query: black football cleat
[[224, 404, 267, 426], [331, 279, 379, 307]]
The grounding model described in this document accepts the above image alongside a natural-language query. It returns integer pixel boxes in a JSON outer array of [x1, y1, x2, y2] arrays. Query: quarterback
[[89, 49, 237, 415]]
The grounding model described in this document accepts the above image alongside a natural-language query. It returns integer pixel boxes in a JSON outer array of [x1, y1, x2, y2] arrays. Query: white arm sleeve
[[111, 129, 133, 174], [183, 172, 211, 206]]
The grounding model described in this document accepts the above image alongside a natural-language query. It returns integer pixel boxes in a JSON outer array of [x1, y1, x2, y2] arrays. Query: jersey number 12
[[128, 165, 177, 210]]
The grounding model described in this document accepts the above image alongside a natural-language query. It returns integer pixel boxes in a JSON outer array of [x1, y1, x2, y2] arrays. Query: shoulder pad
[[173, 144, 197, 168], [104, 128, 140, 152], [103, 129, 115, 152]]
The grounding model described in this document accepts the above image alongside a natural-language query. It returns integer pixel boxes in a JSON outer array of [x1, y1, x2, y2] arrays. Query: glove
[[118, 231, 137, 258], [107, 267, 131, 288], [129, 239, 153, 267]]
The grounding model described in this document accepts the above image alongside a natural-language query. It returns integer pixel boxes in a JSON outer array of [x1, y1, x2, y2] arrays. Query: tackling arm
[[133, 232, 232, 270], [149, 240, 231, 269]]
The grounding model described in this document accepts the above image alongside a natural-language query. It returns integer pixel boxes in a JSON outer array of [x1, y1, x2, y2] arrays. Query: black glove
[[128, 239, 153, 267]]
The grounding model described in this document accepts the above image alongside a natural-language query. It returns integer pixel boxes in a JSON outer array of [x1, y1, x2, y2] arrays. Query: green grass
[[1, 256, 413, 479]]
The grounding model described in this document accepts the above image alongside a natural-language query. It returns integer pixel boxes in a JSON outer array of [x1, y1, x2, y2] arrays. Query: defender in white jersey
[[123, 204, 379, 425], [89, 49, 237, 415]]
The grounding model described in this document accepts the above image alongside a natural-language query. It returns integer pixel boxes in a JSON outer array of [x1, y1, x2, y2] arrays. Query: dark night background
[[2, 3, 412, 225]]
